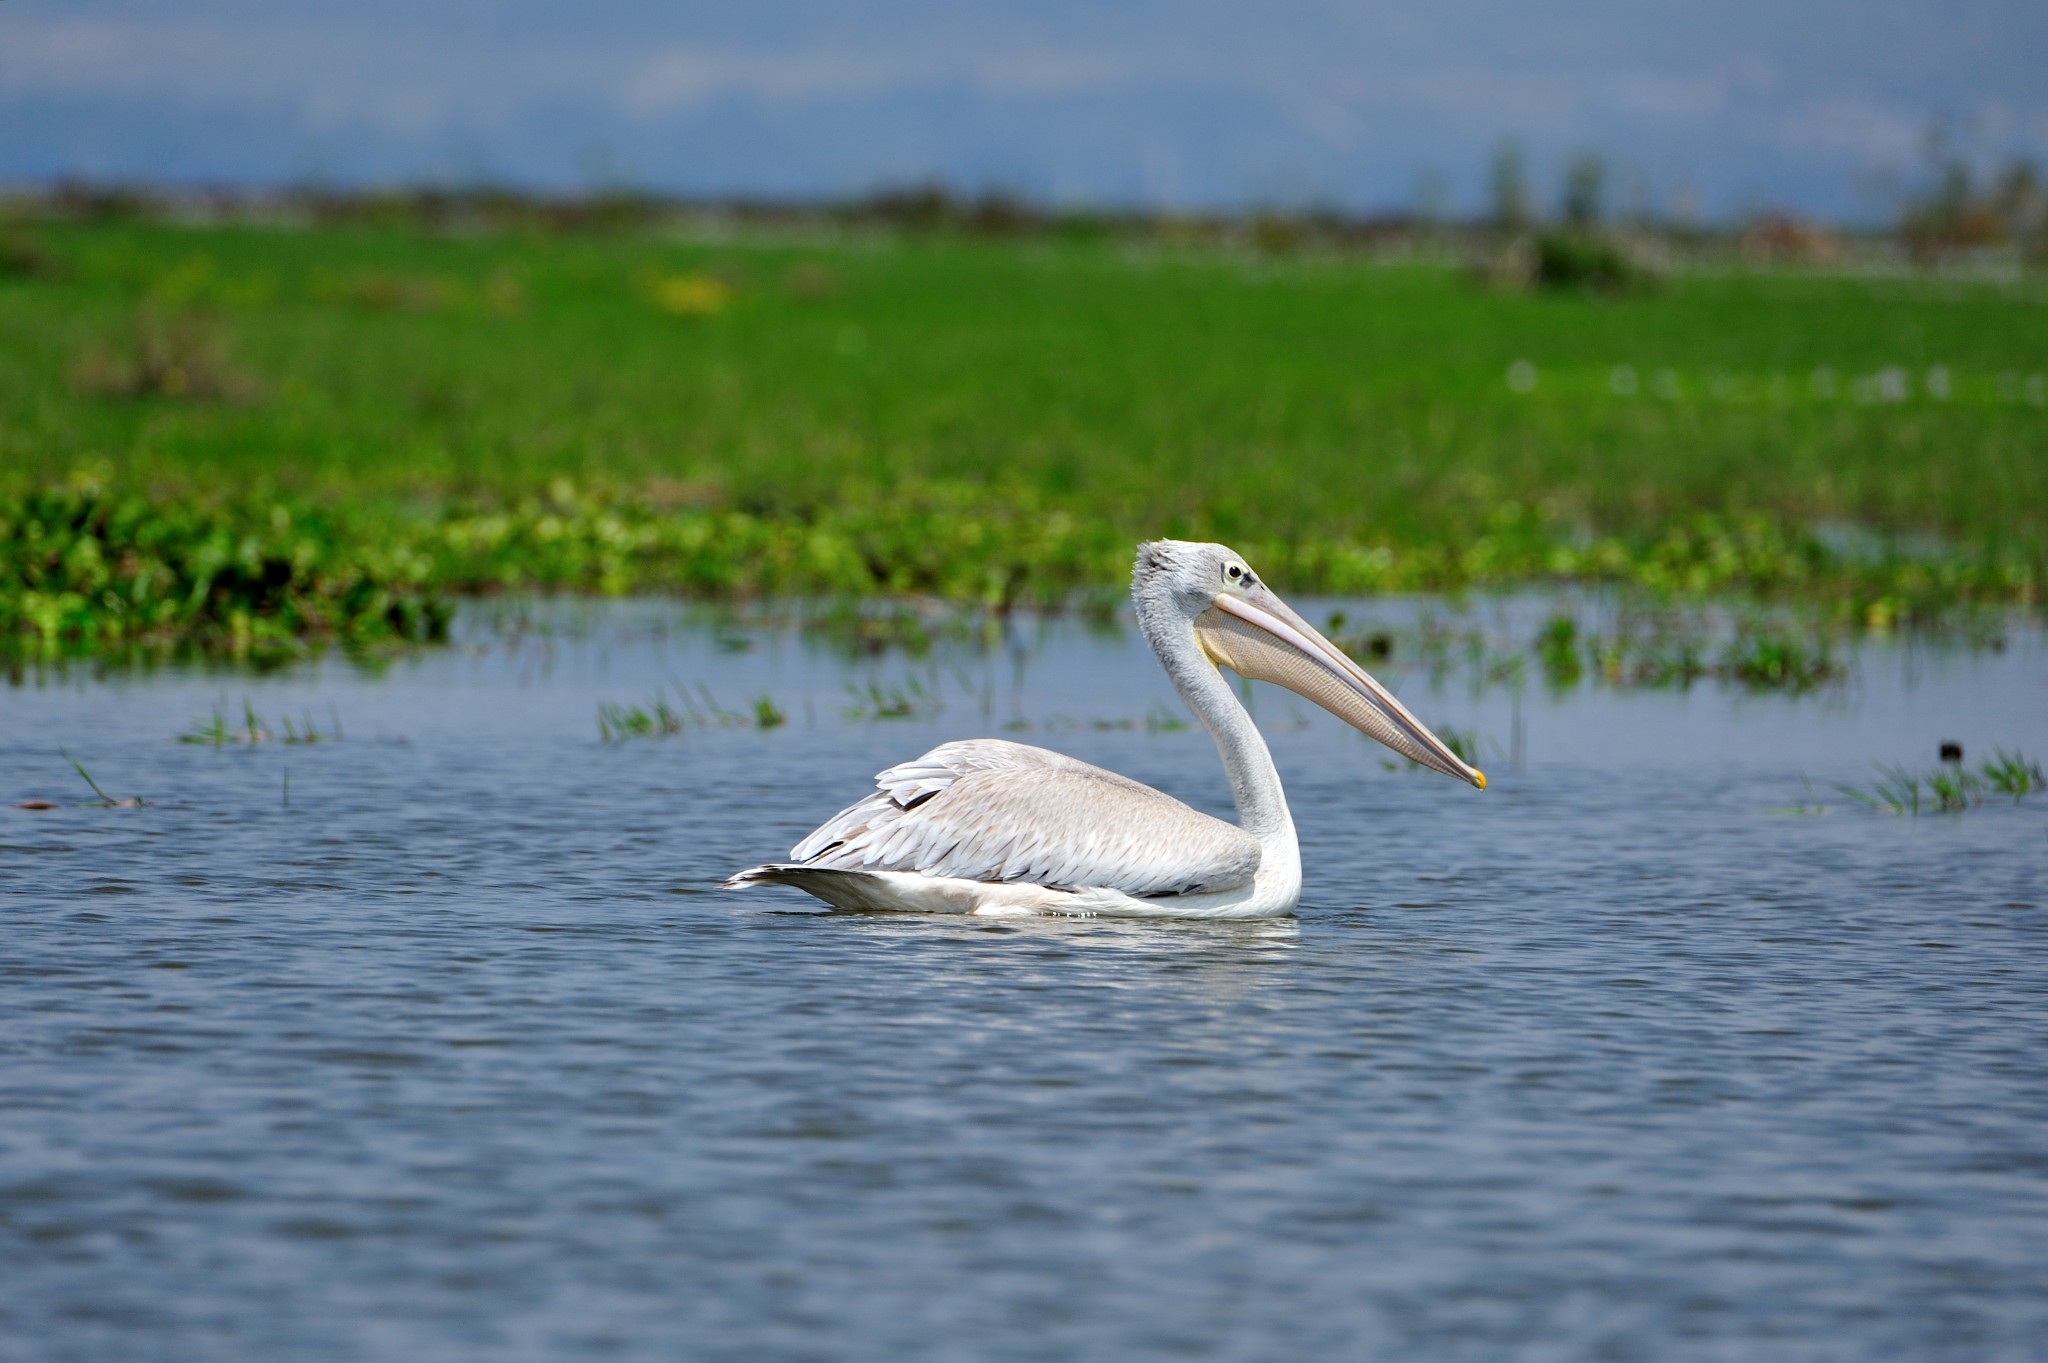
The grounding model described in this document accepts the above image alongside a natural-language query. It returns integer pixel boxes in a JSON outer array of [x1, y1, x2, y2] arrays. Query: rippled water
[[4, 601, 2046, 1361]]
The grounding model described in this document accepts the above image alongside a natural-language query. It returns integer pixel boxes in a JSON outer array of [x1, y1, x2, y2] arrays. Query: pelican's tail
[[722, 864, 1047, 915], [723, 863, 927, 912], [723, 863, 826, 891]]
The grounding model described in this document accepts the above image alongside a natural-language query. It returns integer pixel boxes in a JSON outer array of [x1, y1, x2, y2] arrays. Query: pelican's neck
[[1143, 608, 1294, 846]]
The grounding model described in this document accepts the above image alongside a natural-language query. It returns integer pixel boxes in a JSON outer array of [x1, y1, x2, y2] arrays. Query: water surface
[[4, 601, 2045, 1360]]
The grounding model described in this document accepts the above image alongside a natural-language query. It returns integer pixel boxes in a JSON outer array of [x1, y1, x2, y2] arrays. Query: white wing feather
[[788, 739, 1260, 897]]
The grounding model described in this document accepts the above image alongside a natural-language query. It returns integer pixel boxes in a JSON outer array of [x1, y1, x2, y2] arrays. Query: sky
[[4, 0, 2045, 223]]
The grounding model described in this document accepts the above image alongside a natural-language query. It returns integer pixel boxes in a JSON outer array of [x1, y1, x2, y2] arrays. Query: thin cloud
[[1773, 97, 1927, 163], [621, 46, 1137, 114], [2, 1, 2043, 217]]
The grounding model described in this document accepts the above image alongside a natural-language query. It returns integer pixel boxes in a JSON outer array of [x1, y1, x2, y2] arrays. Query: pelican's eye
[[1223, 561, 1246, 584]]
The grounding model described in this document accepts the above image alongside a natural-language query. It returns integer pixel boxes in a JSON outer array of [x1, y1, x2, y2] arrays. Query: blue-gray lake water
[[4, 598, 2046, 1361]]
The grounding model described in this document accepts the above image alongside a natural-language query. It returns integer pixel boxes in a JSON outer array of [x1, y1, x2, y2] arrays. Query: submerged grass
[[3, 219, 2043, 657], [12, 749, 148, 809], [842, 675, 940, 721], [1719, 623, 1841, 691], [1332, 600, 1854, 696], [181, 699, 341, 745], [1837, 748, 2046, 815], [596, 683, 785, 740], [1547, 610, 1843, 691], [64, 749, 144, 807], [1981, 748, 2047, 797]]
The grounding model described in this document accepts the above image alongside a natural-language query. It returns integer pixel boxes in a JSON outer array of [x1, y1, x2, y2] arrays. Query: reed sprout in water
[[1328, 603, 1856, 696], [10, 749, 149, 809], [181, 701, 343, 746], [597, 684, 787, 740], [1981, 747, 2046, 798], [1836, 747, 2044, 815], [597, 692, 687, 740], [1540, 612, 1839, 691], [842, 676, 939, 721], [1764, 777, 1830, 817]]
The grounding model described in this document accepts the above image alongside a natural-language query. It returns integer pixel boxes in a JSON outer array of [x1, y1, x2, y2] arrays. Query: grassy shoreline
[[5, 478, 2035, 661], [3, 218, 2042, 657]]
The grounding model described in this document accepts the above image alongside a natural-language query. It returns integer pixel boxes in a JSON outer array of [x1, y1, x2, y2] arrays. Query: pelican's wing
[[789, 739, 1260, 897]]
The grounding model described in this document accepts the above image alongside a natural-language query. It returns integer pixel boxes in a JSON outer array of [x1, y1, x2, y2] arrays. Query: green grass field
[[2, 217, 2043, 653]]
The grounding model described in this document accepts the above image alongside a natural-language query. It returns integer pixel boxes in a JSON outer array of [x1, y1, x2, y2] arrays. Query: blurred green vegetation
[[0, 484, 449, 660], [1, 218, 2042, 654]]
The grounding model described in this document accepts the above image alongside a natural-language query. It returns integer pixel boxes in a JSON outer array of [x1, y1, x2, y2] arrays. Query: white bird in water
[[726, 540, 1484, 918]]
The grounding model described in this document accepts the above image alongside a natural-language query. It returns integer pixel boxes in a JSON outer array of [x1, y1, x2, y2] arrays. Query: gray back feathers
[[790, 739, 1261, 897]]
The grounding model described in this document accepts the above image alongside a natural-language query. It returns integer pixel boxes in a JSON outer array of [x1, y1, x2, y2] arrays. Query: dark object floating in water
[[1939, 741, 1964, 763], [14, 800, 59, 810]]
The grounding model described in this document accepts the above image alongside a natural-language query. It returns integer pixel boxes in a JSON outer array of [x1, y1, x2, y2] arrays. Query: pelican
[[726, 540, 1484, 918]]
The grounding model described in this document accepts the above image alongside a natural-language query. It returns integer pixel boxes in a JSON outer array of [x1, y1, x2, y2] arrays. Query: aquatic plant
[[790, 598, 996, 659], [1536, 613, 1583, 688], [597, 696, 684, 741], [1588, 629, 1706, 687], [1326, 611, 1393, 662], [1836, 748, 2043, 815], [1764, 777, 1829, 817], [1525, 606, 1842, 693], [181, 700, 341, 746], [1839, 764, 1929, 816], [1437, 726, 1484, 767], [14, 750, 150, 810], [1981, 747, 2046, 798], [1718, 622, 1842, 692], [842, 676, 938, 721], [67, 751, 144, 808], [597, 695, 686, 741], [1336, 602, 1854, 698], [596, 684, 784, 740], [1, 483, 451, 657]]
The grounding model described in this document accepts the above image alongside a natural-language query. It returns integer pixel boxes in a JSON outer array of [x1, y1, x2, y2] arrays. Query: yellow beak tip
[[1473, 769, 1488, 791]]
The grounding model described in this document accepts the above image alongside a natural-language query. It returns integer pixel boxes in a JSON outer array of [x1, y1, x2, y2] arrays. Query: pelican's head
[[1134, 540, 1485, 789]]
